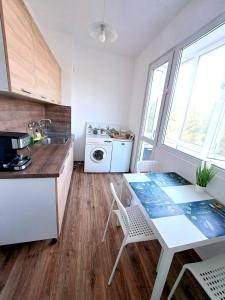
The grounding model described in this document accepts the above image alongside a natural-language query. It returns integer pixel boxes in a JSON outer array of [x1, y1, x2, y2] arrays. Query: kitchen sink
[[38, 136, 69, 145]]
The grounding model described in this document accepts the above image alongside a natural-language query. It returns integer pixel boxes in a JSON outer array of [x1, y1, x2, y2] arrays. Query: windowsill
[[210, 159, 225, 171], [164, 142, 225, 171], [159, 143, 225, 178]]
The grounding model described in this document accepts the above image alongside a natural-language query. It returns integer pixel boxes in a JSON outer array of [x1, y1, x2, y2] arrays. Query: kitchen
[[1, 0, 225, 299]]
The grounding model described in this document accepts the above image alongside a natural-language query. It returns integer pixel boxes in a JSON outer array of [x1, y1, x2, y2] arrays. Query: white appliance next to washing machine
[[84, 136, 112, 173]]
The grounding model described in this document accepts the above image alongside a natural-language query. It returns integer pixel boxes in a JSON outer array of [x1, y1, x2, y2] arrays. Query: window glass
[[140, 142, 153, 161], [209, 111, 225, 160], [163, 23, 225, 168], [165, 59, 194, 145], [180, 45, 225, 147], [144, 62, 168, 140]]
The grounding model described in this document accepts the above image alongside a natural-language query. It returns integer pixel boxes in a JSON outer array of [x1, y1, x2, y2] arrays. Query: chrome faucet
[[38, 119, 52, 126], [38, 119, 52, 136]]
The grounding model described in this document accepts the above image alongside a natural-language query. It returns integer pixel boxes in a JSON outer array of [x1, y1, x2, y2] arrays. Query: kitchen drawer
[[56, 143, 73, 233]]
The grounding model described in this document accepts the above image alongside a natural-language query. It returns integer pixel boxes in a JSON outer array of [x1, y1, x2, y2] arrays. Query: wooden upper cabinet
[[48, 52, 61, 103], [32, 21, 51, 102], [1, 0, 35, 97], [0, 0, 61, 104], [32, 20, 61, 103]]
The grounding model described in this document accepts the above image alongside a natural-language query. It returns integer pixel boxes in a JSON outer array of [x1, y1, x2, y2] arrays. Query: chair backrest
[[136, 160, 158, 173], [110, 183, 130, 232]]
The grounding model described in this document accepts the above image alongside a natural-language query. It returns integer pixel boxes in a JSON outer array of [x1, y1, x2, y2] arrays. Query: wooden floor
[[0, 167, 209, 300]]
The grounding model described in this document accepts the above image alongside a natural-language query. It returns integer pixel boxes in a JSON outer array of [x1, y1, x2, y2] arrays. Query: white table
[[123, 172, 225, 300]]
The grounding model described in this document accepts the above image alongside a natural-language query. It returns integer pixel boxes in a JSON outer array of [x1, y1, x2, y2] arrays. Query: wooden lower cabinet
[[0, 145, 73, 246]]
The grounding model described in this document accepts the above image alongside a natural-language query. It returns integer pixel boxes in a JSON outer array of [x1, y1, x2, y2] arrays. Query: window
[[162, 23, 225, 169], [144, 62, 168, 140], [136, 53, 172, 165]]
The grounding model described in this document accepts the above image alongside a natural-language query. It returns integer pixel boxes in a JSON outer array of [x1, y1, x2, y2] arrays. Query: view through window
[[163, 23, 225, 169]]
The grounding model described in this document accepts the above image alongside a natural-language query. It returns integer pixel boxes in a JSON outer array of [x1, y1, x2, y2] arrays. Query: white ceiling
[[27, 0, 190, 57]]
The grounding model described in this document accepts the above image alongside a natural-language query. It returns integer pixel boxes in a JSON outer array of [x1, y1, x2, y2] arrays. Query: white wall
[[72, 46, 134, 161], [128, 0, 225, 259]]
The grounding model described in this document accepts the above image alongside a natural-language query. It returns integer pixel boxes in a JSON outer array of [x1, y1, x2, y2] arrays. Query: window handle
[[153, 130, 156, 139]]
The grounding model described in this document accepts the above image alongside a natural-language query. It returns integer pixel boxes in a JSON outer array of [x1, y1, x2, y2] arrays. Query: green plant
[[196, 162, 216, 187], [92, 128, 98, 134]]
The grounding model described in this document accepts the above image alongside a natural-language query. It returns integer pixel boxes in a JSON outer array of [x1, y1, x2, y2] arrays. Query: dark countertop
[[0, 138, 72, 179]]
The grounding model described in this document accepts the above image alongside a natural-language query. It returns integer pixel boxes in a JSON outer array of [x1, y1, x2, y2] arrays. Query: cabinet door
[[48, 50, 61, 104], [111, 141, 133, 172], [1, 0, 35, 97], [57, 144, 73, 233], [32, 21, 50, 102]]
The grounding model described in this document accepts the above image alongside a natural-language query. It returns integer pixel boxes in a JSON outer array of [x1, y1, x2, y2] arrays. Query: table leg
[[156, 248, 163, 273], [150, 250, 174, 300]]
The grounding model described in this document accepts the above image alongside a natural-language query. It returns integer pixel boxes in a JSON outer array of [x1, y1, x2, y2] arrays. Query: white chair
[[136, 160, 158, 173], [102, 182, 156, 285], [168, 253, 225, 300]]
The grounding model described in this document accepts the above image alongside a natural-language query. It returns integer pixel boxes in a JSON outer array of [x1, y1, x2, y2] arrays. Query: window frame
[[156, 13, 225, 172], [135, 50, 174, 168], [164, 38, 225, 158]]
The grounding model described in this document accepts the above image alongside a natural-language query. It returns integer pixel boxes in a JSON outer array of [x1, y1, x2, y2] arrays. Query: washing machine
[[84, 136, 112, 172]]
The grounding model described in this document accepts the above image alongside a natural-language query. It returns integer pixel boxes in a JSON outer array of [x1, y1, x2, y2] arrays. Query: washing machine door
[[91, 147, 106, 163]]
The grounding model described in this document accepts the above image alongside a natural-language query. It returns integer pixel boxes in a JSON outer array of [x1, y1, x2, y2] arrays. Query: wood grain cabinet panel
[[50, 57, 61, 103], [0, 0, 61, 104], [46, 48, 61, 104], [32, 20, 61, 104], [1, 0, 35, 97], [32, 21, 51, 102]]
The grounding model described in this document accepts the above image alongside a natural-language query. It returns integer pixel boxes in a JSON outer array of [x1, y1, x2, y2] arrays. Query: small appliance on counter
[[0, 132, 31, 171]]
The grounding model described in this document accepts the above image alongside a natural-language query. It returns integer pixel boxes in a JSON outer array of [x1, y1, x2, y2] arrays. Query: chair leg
[[116, 183, 124, 227], [102, 200, 115, 242], [108, 237, 127, 285], [168, 266, 186, 300], [116, 216, 121, 227]]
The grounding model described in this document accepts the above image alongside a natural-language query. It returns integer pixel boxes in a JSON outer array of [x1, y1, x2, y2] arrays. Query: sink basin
[[38, 136, 69, 145]]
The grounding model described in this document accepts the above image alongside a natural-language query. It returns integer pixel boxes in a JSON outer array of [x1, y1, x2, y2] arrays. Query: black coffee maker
[[0, 132, 31, 171]]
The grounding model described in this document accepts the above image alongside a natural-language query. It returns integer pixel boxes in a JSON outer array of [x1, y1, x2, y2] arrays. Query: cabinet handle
[[40, 95, 47, 99], [121, 143, 125, 145], [21, 88, 32, 94]]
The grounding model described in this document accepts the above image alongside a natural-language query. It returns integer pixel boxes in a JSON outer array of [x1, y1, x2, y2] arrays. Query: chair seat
[[168, 253, 225, 300], [114, 205, 156, 244], [185, 253, 225, 300]]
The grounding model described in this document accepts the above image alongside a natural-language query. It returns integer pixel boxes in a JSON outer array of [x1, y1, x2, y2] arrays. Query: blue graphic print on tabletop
[[146, 172, 191, 187], [179, 200, 225, 238], [130, 181, 183, 218]]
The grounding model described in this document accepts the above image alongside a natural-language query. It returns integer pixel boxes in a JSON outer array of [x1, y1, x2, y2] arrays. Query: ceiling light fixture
[[88, 0, 118, 44]]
